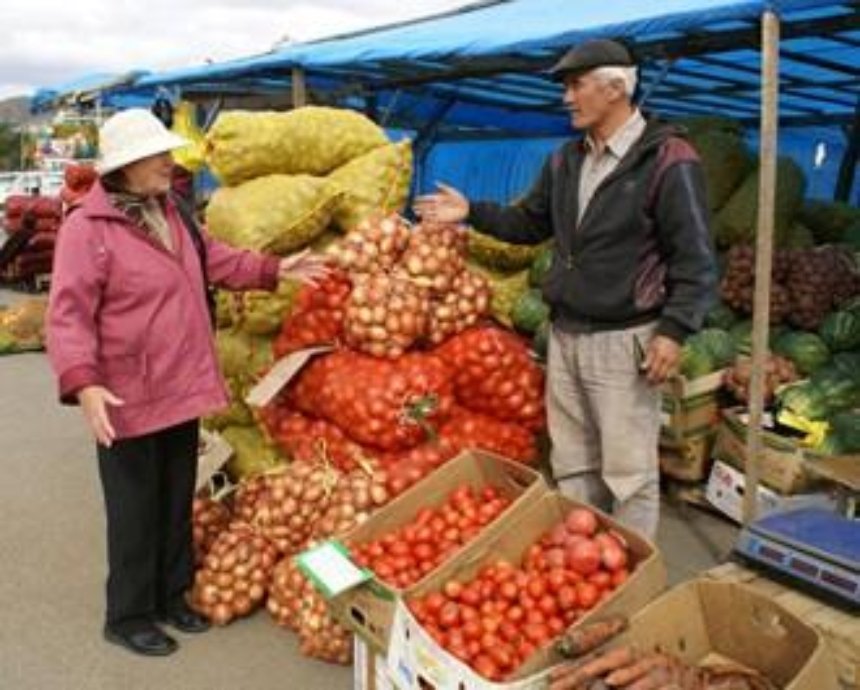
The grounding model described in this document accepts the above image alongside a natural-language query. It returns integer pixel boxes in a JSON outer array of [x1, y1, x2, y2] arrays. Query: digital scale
[[735, 507, 860, 611]]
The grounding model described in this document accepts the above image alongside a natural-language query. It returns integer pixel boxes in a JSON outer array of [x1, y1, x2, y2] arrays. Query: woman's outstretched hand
[[278, 248, 331, 286]]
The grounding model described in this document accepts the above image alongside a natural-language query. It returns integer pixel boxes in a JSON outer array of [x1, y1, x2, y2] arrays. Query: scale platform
[[735, 507, 860, 610]]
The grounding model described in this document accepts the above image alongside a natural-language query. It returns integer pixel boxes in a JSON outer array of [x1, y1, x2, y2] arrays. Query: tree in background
[[0, 121, 35, 170]]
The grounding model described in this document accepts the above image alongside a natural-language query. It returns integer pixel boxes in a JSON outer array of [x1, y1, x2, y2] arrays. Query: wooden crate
[[706, 562, 859, 689]]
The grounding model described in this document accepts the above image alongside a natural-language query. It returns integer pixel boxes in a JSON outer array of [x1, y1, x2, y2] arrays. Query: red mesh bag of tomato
[[378, 436, 462, 496], [439, 407, 538, 465], [435, 326, 546, 432], [262, 401, 380, 473], [288, 349, 456, 452], [272, 268, 351, 357]]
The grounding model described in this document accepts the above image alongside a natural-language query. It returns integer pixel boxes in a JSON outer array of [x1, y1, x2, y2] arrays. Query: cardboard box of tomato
[[328, 449, 547, 655], [386, 491, 667, 690]]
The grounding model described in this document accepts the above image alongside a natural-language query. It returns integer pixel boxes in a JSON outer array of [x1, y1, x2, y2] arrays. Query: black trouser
[[97, 419, 199, 626]]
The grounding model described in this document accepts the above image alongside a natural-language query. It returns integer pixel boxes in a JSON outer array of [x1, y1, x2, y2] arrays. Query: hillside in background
[[0, 97, 36, 126]]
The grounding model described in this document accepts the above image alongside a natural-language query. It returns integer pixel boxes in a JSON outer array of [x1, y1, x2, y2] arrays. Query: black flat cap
[[548, 39, 634, 81]]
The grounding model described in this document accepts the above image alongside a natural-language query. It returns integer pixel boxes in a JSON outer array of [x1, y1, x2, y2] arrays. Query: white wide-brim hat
[[96, 108, 189, 175]]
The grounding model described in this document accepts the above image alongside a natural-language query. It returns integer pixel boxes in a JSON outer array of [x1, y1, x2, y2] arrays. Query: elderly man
[[415, 39, 716, 538]]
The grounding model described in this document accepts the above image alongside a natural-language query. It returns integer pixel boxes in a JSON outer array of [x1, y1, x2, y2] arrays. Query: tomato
[[588, 571, 612, 589], [498, 620, 521, 644], [499, 581, 518, 602], [547, 568, 567, 590], [537, 594, 558, 617], [557, 585, 578, 611], [448, 643, 471, 664], [460, 605, 479, 622], [390, 541, 410, 557], [425, 592, 446, 615], [547, 616, 565, 636], [443, 579, 463, 600], [564, 508, 599, 537], [462, 619, 483, 641], [544, 548, 567, 571], [505, 605, 524, 623], [600, 541, 629, 572], [438, 601, 461, 629], [566, 539, 602, 576], [489, 642, 515, 672], [576, 581, 600, 610], [611, 568, 630, 588], [472, 655, 500, 681], [526, 576, 547, 599], [461, 585, 482, 607], [523, 622, 550, 645]]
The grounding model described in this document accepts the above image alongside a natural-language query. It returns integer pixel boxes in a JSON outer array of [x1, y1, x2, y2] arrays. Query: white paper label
[[295, 541, 371, 599]]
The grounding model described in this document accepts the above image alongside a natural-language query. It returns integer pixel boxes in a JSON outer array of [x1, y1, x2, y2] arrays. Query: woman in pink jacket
[[47, 109, 328, 657]]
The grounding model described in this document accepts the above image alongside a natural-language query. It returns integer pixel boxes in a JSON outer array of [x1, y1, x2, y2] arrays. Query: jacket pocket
[[100, 354, 148, 403]]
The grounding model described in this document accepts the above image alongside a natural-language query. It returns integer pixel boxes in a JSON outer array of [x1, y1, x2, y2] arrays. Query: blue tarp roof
[[108, 0, 859, 133], [31, 71, 151, 112]]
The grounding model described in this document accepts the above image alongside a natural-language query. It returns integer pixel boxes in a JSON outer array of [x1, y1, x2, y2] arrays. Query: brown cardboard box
[[659, 371, 725, 482], [707, 562, 859, 689], [619, 578, 840, 690], [713, 407, 826, 495], [331, 450, 546, 654], [387, 491, 666, 689]]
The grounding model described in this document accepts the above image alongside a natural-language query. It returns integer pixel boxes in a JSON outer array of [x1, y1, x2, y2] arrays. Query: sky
[[0, 0, 471, 100]]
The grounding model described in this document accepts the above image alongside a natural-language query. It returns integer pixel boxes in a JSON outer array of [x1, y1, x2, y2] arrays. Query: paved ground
[[0, 289, 737, 690]]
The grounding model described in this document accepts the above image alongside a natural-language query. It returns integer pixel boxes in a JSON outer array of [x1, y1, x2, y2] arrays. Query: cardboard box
[[387, 491, 666, 690], [617, 578, 840, 690], [355, 639, 398, 690], [713, 407, 827, 495], [707, 562, 860, 689], [331, 450, 546, 655], [659, 371, 725, 483], [659, 434, 713, 483], [705, 459, 837, 524], [660, 370, 725, 443]]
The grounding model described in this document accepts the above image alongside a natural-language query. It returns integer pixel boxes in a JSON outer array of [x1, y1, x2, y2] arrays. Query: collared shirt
[[577, 109, 647, 224]]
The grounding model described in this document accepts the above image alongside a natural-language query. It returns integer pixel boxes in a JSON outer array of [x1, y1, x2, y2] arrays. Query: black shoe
[[103, 621, 178, 657], [158, 602, 211, 634]]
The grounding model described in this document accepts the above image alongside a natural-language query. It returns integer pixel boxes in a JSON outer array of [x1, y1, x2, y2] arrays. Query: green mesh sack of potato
[[328, 140, 412, 231], [466, 230, 548, 272], [714, 157, 807, 248], [235, 280, 300, 336], [205, 376, 254, 429], [221, 425, 285, 481], [215, 328, 274, 379], [206, 174, 342, 254], [468, 263, 530, 328], [206, 107, 389, 185], [687, 129, 753, 211]]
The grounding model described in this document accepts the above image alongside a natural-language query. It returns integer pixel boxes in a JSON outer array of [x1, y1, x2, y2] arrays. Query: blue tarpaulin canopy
[[30, 0, 859, 199]]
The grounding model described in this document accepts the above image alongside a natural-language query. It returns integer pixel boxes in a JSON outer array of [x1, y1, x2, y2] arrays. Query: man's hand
[[642, 335, 681, 385], [78, 385, 124, 447], [278, 249, 331, 286], [413, 182, 470, 224]]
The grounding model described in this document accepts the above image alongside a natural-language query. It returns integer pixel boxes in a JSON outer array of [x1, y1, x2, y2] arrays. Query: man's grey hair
[[591, 66, 637, 98]]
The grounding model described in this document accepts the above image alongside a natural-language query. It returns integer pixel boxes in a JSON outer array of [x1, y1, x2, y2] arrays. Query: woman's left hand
[[278, 249, 331, 285]]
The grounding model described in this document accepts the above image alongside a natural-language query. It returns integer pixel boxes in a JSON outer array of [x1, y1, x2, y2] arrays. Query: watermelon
[[729, 320, 753, 355], [528, 244, 553, 287], [772, 331, 830, 375], [679, 343, 716, 379], [810, 367, 860, 413], [830, 351, 860, 384], [512, 289, 550, 334], [829, 411, 860, 453], [693, 328, 736, 369], [777, 381, 830, 421], [704, 302, 738, 331], [819, 310, 860, 352]]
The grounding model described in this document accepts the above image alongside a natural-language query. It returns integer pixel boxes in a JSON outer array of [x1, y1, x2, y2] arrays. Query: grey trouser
[[547, 321, 661, 539]]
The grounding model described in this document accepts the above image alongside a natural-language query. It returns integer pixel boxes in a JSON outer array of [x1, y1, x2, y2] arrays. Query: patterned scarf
[[106, 189, 174, 252]]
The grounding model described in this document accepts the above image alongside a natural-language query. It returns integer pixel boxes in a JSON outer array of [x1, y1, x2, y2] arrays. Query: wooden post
[[743, 9, 780, 525], [292, 67, 307, 108]]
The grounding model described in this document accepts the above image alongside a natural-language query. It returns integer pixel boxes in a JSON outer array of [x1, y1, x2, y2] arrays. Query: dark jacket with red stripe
[[468, 119, 716, 343]]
